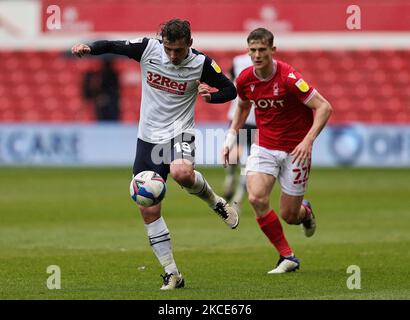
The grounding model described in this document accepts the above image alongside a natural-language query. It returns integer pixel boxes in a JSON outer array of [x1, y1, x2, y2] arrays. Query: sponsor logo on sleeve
[[211, 60, 221, 73], [288, 72, 296, 79], [295, 79, 310, 93]]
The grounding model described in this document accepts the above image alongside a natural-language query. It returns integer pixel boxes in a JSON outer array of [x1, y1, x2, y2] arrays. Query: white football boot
[[160, 272, 185, 290], [212, 198, 239, 229], [268, 256, 300, 274]]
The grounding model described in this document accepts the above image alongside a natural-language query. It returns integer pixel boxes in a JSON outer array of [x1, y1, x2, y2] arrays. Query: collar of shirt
[[252, 59, 278, 82], [161, 47, 195, 68]]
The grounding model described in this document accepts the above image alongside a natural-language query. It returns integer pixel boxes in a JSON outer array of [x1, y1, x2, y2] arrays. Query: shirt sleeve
[[285, 67, 316, 104], [235, 72, 248, 101], [200, 56, 237, 103], [89, 37, 149, 62]]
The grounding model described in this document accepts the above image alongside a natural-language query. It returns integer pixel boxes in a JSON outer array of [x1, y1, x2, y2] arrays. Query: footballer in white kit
[[72, 19, 239, 291]]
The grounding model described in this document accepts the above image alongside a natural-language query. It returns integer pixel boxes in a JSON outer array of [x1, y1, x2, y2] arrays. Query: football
[[130, 171, 166, 207]]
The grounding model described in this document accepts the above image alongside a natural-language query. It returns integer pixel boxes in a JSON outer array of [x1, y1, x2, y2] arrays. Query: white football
[[130, 171, 166, 207]]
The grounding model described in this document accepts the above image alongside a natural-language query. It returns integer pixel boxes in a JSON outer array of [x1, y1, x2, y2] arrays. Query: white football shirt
[[90, 37, 235, 144], [138, 39, 205, 143]]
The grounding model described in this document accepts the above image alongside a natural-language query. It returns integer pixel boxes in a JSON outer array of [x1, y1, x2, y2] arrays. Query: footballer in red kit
[[236, 61, 315, 153], [224, 28, 332, 274]]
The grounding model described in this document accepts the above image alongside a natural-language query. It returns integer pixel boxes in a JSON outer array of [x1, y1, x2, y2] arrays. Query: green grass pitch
[[0, 167, 409, 300]]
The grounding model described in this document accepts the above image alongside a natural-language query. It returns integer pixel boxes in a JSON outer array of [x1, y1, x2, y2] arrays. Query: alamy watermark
[[346, 5, 361, 30], [346, 265, 361, 290], [46, 265, 61, 290], [148, 124, 258, 166], [46, 5, 62, 30]]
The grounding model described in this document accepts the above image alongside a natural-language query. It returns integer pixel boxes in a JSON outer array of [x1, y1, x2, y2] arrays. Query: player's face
[[248, 40, 275, 71], [163, 37, 192, 65]]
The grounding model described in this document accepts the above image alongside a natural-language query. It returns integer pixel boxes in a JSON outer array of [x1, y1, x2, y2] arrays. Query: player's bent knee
[[248, 194, 269, 210], [170, 166, 194, 186], [140, 204, 161, 224], [280, 209, 300, 225]]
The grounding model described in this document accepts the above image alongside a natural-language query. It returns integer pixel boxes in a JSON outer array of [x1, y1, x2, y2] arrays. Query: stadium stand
[[0, 49, 409, 123]]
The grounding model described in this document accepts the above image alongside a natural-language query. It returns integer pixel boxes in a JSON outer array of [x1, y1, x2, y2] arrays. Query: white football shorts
[[245, 144, 311, 196]]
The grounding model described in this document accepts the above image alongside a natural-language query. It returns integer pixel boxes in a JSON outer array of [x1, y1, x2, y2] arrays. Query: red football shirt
[[236, 60, 316, 152]]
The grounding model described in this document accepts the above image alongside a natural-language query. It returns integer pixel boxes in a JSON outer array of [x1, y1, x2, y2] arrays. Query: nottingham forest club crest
[[273, 82, 279, 96]]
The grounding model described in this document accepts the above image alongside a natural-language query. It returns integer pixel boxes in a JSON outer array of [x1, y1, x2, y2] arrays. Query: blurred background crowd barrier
[[0, 0, 409, 166]]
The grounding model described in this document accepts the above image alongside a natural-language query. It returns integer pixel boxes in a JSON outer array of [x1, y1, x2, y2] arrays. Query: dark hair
[[247, 28, 274, 47], [160, 19, 191, 44]]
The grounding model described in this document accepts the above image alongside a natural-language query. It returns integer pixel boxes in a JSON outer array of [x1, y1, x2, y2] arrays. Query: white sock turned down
[[184, 170, 220, 208]]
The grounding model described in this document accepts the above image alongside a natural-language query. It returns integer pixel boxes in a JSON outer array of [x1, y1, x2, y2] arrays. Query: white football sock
[[144, 217, 179, 275], [185, 170, 219, 208]]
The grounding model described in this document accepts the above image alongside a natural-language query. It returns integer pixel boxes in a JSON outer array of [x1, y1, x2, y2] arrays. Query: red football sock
[[256, 209, 293, 257]]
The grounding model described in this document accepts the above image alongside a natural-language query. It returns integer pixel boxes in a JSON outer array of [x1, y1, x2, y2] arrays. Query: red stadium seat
[[0, 49, 409, 124]]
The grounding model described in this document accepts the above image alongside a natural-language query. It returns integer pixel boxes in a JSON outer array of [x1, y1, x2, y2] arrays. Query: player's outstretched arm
[[72, 39, 148, 60], [71, 44, 91, 58]]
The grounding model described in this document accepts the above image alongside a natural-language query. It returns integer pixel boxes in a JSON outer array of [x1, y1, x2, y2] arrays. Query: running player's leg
[[230, 170, 246, 214], [229, 124, 257, 214], [169, 133, 239, 229], [247, 172, 294, 257], [133, 139, 183, 290], [278, 155, 316, 237], [223, 146, 240, 201], [245, 145, 298, 273], [223, 121, 240, 201], [279, 194, 305, 224]]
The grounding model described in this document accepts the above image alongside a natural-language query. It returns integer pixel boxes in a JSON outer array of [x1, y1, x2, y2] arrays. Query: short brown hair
[[247, 28, 274, 47], [160, 19, 191, 44]]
